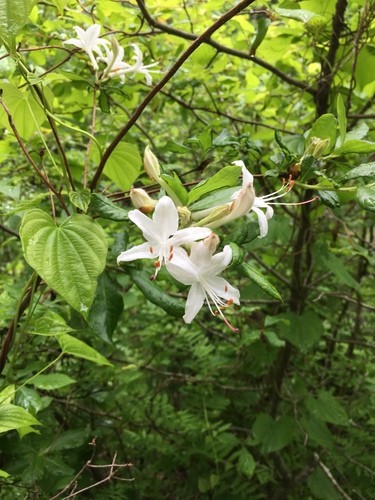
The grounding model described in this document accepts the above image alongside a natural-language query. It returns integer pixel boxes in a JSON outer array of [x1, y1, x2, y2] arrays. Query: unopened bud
[[312, 138, 330, 158], [204, 233, 220, 254], [144, 146, 161, 180], [130, 188, 157, 214], [177, 206, 191, 226]]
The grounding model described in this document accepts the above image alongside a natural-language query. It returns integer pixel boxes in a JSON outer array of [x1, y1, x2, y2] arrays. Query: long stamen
[[203, 285, 239, 333], [267, 196, 318, 206]]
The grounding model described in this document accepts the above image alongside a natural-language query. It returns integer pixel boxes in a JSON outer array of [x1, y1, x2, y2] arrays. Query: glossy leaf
[[0, 404, 41, 434], [356, 185, 375, 212], [241, 263, 282, 301], [69, 189, 91, 212], [188, 165, 241, 205], [307, 113, 337, 154], [129, 269, 185, 317], [90, 193, 129, 221], [340, 162, 375, 181], [88, 272, 123, 343], [32, 374, 76, 390], [333, 140, 375, 156], [57, 334, 112, 366], [20, 209, 108, 316]]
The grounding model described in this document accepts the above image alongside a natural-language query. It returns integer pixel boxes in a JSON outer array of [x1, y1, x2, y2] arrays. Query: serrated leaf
[[188, 166, 241, 205], [90, 193, 129, 221], [32, 374, 76, 390], [340, 162, 375, 181], [0, 83, 46, 139], [252, 414, 295, 453], [241, 263, 282, 301], [88, 272, 123, 343], [0, 404, 41, 434], [356, 185, 375, 212], [69, 189, 91, 212], [237, 448, 256, 477], [305, 391, 348, 425], [20, 209, 108, 316], [57, 334, 112, 366], [129, 269, 185, 317], [101, 142, 142, 191]]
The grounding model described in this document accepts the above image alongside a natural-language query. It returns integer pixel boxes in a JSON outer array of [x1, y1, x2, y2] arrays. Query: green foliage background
[[0, 0, 375, 498]]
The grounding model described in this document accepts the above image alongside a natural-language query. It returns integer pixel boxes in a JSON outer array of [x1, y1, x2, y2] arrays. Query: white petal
[[64, 38, 82, 48], [251, 206, 269, 238], [232, 161, 253, 187], [189, 241, 212, 268], [86, 24, 101, 46], [128, 209, 158, 243], [152, 196, 178, 240], [209, 245, 232, 275], [207, 276, 240, 305], [170, 227, 211, 248], [183, 283, 205, 323], [117, 242, 157, 264], [166, 253, 199, 285]]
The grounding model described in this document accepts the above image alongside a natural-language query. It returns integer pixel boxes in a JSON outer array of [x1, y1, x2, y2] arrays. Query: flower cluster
[[117, 148, 298, 332], [64, 24, 158, 84]]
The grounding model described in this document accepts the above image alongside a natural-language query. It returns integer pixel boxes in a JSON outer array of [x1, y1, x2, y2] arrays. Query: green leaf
[[0, 404, 41, 434], [356, 185, 375, 212], [317, 190, 340, 208], [102, 142, 142, 191], [333, 140, 375, 156], [0, 83, 46, 139], [20, 209, 108, 316], [0, 385, 15, 405], [27, 308, 74, 336], [188, 165, 241, 205], [340, 162, 375, 181], [0, 469, 10, 478], [69, 189, 91, 213], [32, 374, 76, 390], [237, 448, 256, 477], [307, 114, 337, 154], [90, 193, 129, 221], [336, 94, 347, 145], [249, 13, 271, 57], [129, 269, 185, 317], [88, 272, 123, 343], [252, 414, 295, 453], [161, 172, 189, 205], [318, 248, 358, 288], [274, 7, 318, 23], [189, 187, 237, 211], [0, 0, 35, 40], [278, 311, 323, 349], [305, 391, 348, 425], [241, 263, 282, 301], [301, 416, 333, 448], [57, 334, 112, 366]]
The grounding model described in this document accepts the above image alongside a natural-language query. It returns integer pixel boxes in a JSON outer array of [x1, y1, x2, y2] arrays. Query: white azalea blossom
[[167, 234, 240, 332], [232, 160, 294, 238], [64, 24, 109, 71], [117, 196, 211, 279], [100, 41, 158, 84]]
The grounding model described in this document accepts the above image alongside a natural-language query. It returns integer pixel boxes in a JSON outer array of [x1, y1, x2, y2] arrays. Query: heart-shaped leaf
[[20, 209, 108, 316]]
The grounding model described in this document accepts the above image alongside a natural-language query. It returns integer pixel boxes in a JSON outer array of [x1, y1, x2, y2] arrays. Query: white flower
[[232, 160, 293, 238], [64, 24, 109, 71], [167, 234, 240, 332], [100, 41, 158, 84], [117, 196, 211, 279]]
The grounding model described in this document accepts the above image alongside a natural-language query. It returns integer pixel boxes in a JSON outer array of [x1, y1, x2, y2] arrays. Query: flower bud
[[130, 188, 157, 214], [144, 146, 161, 180], [312, 138, 330, 158], [177, 206, 191, 226]]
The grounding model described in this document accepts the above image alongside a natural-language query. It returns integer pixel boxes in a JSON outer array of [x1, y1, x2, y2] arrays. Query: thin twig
[[89, 0, 257, 191]]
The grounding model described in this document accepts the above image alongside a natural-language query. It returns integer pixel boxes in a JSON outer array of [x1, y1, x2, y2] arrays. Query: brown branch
[[0, 99, 70, 215], [89, 0, 263, 191], [314, 453, 352, 500], [136, 0, 315, 95], [315, 0, 348, 116]]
